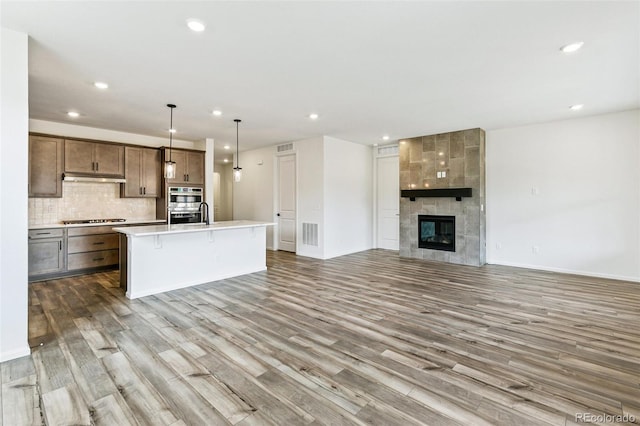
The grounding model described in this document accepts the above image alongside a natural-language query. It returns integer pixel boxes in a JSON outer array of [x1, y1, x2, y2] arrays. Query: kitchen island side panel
[[125, 226, 267, 299]]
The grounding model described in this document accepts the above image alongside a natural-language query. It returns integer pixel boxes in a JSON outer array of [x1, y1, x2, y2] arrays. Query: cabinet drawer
[[68, 226, 119, 236], [68, 234, 119, 253], [29, 228, 64, 239], [68, 249, 119, 270]]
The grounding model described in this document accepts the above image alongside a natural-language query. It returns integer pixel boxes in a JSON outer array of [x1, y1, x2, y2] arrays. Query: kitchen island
[[114, 220, 275, 299]]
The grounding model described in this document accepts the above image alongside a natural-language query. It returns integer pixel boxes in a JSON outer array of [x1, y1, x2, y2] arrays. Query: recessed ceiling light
[[309, 113, 319, 120], [169, 128, 176, 133], [569, 104, 584, 111], [223, 145, 230, 150], [187, 19, 206, 32], [560, 41, 584, 53], [382, 135, 390, 141], [223, 158, 229, 163], [94, 81, 109, 89], [67, 111, 79, 118], [212, 110, 222, 116]]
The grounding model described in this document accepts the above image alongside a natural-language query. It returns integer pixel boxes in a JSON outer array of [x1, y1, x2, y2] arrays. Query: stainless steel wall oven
[[167, 186, 203, 224]]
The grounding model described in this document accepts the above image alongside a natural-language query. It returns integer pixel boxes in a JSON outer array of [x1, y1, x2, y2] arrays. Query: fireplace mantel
[[401, 187, 472, 201]]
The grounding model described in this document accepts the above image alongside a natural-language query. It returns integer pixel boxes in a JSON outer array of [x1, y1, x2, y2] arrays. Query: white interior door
[[277, 154, 296, 252], [377, 155, 399, 250]]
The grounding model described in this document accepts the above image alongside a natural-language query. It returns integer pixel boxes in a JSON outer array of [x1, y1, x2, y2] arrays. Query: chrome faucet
[[199, 202, 210, 225]]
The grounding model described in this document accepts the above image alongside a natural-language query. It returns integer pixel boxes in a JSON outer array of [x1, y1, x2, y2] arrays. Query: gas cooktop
[[62, 218, 126, 225]]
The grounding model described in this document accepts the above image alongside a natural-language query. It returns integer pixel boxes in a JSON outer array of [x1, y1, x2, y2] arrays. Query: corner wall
[[323, 137, 373, 258], [232, 136, 373, 259], [295, 137, 326, 258], [486, 110, 640, 281], [0, 28, 30, 362]]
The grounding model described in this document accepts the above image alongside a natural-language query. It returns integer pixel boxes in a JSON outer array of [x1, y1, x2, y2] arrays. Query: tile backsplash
[[29, 182, 156, 226]]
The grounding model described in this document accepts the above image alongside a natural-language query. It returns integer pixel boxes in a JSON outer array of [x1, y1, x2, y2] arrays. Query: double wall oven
[[168, 186, 203, 224]]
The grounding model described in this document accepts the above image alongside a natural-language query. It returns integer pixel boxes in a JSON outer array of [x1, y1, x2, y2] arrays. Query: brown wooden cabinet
[[28, 228, 65, 276], [29, 135, 63, 197], [65, 139, 124, 176], [122, 146, 160, 198], [185, 151, 205, 184], [67, 226, 119, 271], [163, 148, 204, 185]]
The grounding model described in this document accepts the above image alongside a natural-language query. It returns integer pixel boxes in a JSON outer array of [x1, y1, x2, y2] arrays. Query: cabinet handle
[[36, 232, 51, 235], [91, 162, 95, 171], [187, 174, 189, 182], [139, 187, 142, 195], [92, 257, 105, 261], [96, 162, 99, 171], [59, 241, 62, 250], [143, 187, 146, 195], [93, 241, 105, 245]]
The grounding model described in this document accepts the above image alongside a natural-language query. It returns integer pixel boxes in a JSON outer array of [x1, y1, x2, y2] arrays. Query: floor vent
[[302, 223, 318, 246], [277, 143, 294, 153]]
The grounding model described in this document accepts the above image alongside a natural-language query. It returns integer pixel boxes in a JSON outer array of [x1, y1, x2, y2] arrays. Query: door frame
[[372, 144, 399, 249], [273, 151, 298, 252]]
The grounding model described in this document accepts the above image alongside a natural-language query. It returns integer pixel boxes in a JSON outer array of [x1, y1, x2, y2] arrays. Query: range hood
[[62, 173, 126, 184]]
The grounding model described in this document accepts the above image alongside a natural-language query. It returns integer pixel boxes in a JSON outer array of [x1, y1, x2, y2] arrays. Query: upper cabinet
[[122, 146, 161, 198], [29, 135, 64, 198], [65, 140, 124, 177], [163, 148, 204, 185]]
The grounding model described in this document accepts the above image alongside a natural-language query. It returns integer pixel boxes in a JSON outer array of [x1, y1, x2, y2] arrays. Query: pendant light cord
[[234, 119, 241, 169], [167, 103, 176, 162], [236, 120, 239, 168]]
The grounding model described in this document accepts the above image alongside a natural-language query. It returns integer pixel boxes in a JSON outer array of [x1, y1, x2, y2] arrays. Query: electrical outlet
[[496, 242, 502, 250], [532, 245, 539, 254]]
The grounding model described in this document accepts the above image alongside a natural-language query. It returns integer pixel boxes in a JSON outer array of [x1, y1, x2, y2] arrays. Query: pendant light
[[233, 119, 242, 182], [164, 104, 177, 179]]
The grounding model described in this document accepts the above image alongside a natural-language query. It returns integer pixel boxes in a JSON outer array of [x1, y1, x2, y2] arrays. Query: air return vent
[[277, 143, 294, 153], [302, 223, 318, 246], [377, 145, 398, 156]]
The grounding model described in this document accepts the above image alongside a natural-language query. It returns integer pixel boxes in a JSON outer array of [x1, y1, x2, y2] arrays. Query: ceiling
[[2, 1, 638, 162]]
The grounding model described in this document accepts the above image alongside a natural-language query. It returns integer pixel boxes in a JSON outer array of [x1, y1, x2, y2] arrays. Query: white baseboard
[[0, 345, 31, 363], [486, 260, 640, 283]]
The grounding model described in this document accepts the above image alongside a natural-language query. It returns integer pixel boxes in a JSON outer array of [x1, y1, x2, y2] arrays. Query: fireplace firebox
[[418, 215, 455, 252]]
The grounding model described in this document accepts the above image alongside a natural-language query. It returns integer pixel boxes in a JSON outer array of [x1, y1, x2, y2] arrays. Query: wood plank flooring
[[2, 250, 639, 425]]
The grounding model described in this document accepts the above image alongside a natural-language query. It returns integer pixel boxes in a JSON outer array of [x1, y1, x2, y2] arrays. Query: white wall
[[323, 137, 373, 258], [486, 110, 640, 281], [295, 137, 325, 258], [231, 144, 277, 249], [29, 119, 202, 150], [232, 136, 373, 259], [213, 163, 233, 221], [0, 28, 30, 362]]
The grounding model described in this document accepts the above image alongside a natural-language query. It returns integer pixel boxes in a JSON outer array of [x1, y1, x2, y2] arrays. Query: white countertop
[[29, 219, 166, 230], [113, 220, 276, 237]]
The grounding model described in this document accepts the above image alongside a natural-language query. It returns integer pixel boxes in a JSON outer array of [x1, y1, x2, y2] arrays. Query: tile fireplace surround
[[399, 128, 486, 266]]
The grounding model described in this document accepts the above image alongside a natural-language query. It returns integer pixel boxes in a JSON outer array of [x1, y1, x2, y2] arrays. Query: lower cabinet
[[67, 226, 119, 271], [28, 229, 65, 277], [28, 222, 160, 281]]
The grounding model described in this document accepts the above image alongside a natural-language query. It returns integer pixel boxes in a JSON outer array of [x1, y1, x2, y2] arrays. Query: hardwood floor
[[2, 250, 639, 425]]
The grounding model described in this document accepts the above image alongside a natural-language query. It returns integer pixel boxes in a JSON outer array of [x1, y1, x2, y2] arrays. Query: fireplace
[[418, 215, 455, 252]]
